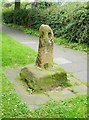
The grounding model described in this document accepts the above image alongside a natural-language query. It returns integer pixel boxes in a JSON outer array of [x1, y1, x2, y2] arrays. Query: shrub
[[28, 8, 42, 28], [3, 9, 29, 26], [2, 10, 14, 24], [63, 5, 89, 44], [13, 9, 29, 26], [2, 2, 88, 44]]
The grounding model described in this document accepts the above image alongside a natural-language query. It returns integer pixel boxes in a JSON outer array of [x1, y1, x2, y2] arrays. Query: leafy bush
[[13, 9, 29, 26], [27, 8, 41, 28], [3, 9, 29, 26], [2, 10, 14, 24], [2, 2, 88, 44], [28, 6, 69, 34], [36, 2, 50, 9], [63, 5, 89, 44]]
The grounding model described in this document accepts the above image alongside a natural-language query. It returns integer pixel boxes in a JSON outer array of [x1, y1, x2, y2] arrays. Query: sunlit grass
[[2, 73, 30, 118], [2, 32, 37, 68], [2, 72, 88, 118], [54, 37, 88, 53], [1, 32, 88, 118], [30, 95, 88, 118]]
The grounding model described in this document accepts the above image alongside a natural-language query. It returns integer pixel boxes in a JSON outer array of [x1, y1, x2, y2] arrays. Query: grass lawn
[[2, 32, 37, 68], [1, 32, 88, 118], [54, 37, 88, 53], [2, 73, 88, 118], [30, 95, 88, 118], [2, 32, 36, 118], [2, 73, 30, 118]]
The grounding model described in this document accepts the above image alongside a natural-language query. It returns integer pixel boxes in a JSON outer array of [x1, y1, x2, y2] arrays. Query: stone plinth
[[20, 64, 67, 92], [20, 24, 67, 91]]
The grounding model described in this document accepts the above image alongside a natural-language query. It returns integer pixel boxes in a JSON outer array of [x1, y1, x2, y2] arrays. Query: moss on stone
[[36, 24, 54, 68], [20, 64, 67, 92]]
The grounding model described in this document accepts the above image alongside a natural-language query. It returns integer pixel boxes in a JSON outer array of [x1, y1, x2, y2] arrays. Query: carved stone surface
[[20, 24, 67, 91], [36, 24, 54, 69]]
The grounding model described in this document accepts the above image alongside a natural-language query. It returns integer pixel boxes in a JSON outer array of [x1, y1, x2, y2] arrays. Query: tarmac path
[[1, 25, 88, 83]]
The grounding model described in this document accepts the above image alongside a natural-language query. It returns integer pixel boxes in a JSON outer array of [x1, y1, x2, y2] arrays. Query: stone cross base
[[20, 64, 67, 92]]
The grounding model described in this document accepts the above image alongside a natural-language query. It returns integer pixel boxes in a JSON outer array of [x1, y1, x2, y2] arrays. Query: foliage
[[2, 2, 88, 44], [27, 8, 41, 28], [2, 9, 29, 25], [36, 2, 52, 9], [54, 37, 89, 53], [23, 28, 39, 36], [2, 32, 37, 68], [13, 9, 29, 25], [2, 2, 14, 11], [21, 2, 31, 9], [64, 5, 89, 44], [0, 0, 8, 6], [2, 10, 14, 24]]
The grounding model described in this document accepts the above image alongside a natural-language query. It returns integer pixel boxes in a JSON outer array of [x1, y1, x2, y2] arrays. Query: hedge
[[2, 2, 88, 44]]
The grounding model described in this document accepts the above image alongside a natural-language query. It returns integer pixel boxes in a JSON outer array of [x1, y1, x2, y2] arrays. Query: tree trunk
[[15, 0, 20, 10]]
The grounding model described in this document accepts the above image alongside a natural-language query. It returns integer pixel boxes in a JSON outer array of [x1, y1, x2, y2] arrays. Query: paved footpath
[[1, 25, 88, 83]]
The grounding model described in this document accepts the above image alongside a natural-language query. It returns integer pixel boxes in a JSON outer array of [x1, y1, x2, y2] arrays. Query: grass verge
[[2, 73, 30, 118], [2, 32, 37, 68], [30, 95, 88, 118], [1, 32, 88, 118], [54, 37, 89, 53], [2, 72, 88, 118], [3, 23, 39, 37], [3, 23, 89, 53], [1, 32, 36, 117]]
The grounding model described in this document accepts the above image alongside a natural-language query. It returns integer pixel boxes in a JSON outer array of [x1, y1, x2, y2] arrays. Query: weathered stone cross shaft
[[20, 24, 67, 92], [36, 24, 54, 69]]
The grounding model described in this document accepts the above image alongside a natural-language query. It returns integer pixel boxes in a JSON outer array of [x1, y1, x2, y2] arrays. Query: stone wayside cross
[[36, 24, 54, 68], [20, 24, 67, 92]]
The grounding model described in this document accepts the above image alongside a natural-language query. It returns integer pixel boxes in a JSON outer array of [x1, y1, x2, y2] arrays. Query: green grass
[[54, 37, 89, 53], [23, 28, 39, 36], [30, 95, 88, 118], [2, 72, 88, 118], [1, 32, 33, 118], [4, 23, 39, 37], [1, 32, 88, 118], [0, 33, 1, 68], [2, 32, 37, 68], [2, 73, 31, 118]]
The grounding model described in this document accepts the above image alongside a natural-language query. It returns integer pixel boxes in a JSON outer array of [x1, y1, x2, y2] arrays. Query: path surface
[[5, 69, 87, 109], [1, 25, 88, 110], [1, 25, 88, 83]]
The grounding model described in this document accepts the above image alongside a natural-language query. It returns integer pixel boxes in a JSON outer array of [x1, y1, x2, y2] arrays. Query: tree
[[14, 0, 20, 10]]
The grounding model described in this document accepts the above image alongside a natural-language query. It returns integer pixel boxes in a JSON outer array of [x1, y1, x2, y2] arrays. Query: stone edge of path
[[5, 68, 87, 110]]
